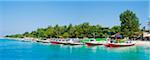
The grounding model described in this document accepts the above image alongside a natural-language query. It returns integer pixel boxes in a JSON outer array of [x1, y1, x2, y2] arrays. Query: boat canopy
[[80, 38, 106, 43]]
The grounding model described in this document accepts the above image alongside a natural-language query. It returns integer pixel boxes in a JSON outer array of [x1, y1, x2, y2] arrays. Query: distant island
[[5, 10, 150, 40]]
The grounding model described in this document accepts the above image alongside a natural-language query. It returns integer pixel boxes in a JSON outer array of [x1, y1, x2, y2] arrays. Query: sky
[[0, 0, 149, 36]]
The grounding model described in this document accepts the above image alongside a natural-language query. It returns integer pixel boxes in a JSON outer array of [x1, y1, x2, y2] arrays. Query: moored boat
[[85, 38, 106, 46], [60, 39, 70, 45], [86, 42, 103, 46], [104, 38, 135, 47], [50, 39, 61, 44], [104, 42, 135, 47], [50, 38, 69, 44], [67, 38, 83, 45], [42, 40, 50, 43]]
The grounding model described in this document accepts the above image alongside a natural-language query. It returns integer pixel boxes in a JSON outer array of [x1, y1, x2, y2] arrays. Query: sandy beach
[[134, 41, 150, 46]]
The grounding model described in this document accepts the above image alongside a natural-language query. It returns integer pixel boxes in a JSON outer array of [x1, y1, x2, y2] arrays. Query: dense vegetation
[[6, 23, 121, 38], [6, 10, 143, 38], [120, 10, 140, 37]]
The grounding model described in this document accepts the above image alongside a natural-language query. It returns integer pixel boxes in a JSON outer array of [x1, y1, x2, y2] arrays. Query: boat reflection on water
[[60, 44, 83, 48], [86, 46, 105, 53], [59, 45, 84, 53]]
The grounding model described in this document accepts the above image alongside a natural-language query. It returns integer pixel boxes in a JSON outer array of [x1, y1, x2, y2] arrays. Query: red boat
[[50, 41, 60, 44], [104, 42, 135, 47], [104, 37, 135, 47], [85, 42, 103, 46], [50, 39, 69, 44], [85, 38, 105, 46], [50, 39, 62, 44]]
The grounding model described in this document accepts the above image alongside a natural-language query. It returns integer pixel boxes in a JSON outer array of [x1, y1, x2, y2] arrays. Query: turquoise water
[[0, 39, 150, 60]]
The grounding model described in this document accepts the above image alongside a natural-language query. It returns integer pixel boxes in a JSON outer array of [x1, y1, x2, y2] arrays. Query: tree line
[[6, 10, 144, 39], [6, 23, 121, 38]]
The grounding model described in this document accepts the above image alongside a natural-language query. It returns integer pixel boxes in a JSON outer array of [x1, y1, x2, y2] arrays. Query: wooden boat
[[36, 40, 50, 43], [67, 38, 83, 45], [85, 38, 106, 46], [104, 40, 135, 47], [50, 39, 61, 44], [104, 43, 135, 47], [50, 39, 70, 44], [50, 38, 83, 45], [86, 42, 104, 46], [60, 39, 70, 45], [42, 40, 50, 43], [69, 42, 83, 45], [50, 41, 60, 44]]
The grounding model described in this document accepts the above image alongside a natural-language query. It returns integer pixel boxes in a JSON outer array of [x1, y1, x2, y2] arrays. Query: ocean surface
[[0, 39, 150, 60]]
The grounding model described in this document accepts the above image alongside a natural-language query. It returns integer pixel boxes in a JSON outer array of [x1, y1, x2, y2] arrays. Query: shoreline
[[134, 41, 150, 47], [1, 37, 150, 47]]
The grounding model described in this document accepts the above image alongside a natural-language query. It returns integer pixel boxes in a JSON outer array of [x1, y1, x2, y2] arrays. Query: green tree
[[36, 28, 47, 38], [62, 32, 69, 38], [30, 31, 38, 38], [80, 22, 90, 37], [110, 26, 120, 34], [45, 26, 54, 38], [67, 24, 76, 37], [6, 34, 24, 38], [120, 10, 140, 37], [23, 32, 29, 37]]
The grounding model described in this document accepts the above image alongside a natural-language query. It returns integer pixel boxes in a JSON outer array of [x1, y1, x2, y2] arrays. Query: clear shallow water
[[0, 39, 150, 60]]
